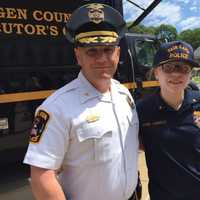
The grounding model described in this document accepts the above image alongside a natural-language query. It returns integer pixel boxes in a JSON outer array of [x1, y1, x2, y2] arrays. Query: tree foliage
[[128, 24, 156, 35], [154, 24, 178, 42], [178, 28, 200, 49], [127, 22, 200, 50]]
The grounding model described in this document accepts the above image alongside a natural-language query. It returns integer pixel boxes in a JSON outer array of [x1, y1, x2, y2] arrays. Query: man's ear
[[154, 68, 159, 80], [74, 47, 78, 58], [74, 47, 80, 64], [114, 46, 120, 60], [117, 46, 120, 56]]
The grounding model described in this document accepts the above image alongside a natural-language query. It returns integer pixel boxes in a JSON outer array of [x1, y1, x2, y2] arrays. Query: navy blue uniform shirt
[[136, 89, 200, 200]]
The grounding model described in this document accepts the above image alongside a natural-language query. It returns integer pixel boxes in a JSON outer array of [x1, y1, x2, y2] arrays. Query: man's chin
[[100, 72, 114, 79]]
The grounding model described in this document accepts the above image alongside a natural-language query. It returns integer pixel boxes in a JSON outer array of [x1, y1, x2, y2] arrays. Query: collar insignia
[[87, 4, 104, 24], [126, 95, 135, 109]]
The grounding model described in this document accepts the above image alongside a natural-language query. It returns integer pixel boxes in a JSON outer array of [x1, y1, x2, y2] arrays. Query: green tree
[[178, 28, 200, 49], [155, 24, 178, 42], [126, 23, 200, 50], [128, 24, 147, 34], [128, 24, 156, 35]]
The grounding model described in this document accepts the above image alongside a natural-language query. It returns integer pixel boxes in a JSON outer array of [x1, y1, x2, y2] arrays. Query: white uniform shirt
[[24, 72, 139, 200]]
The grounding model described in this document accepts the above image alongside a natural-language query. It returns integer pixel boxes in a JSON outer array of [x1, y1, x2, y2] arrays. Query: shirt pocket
[[77, 125, 114, 163]]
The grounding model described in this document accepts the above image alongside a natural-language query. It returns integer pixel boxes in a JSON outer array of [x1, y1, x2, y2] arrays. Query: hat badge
[[87, 4, 105, 24]]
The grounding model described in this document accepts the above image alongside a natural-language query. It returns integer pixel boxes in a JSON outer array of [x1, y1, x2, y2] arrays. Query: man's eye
[[104, 48, 114, 54], [86, 48, 97, 56]]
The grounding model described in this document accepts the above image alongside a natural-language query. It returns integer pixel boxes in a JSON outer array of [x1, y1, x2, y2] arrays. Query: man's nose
[[96, 50, 109, 61]]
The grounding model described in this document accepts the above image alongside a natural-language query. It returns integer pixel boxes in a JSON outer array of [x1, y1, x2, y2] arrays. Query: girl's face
[[154, 62, 192, 95]]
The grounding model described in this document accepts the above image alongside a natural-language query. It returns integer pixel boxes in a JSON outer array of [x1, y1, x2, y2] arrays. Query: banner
[[0, 0, 123, 66]]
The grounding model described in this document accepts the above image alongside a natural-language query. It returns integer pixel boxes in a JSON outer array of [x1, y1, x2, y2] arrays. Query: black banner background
[[0, 0, 123, 66]]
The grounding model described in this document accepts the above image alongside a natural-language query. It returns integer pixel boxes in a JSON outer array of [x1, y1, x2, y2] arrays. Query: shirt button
[[84, 92, 89, 96]]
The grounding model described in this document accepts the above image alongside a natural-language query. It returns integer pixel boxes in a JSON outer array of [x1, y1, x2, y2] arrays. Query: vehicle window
[[0, 67, 80, 94], [135, 40, 157, 68]]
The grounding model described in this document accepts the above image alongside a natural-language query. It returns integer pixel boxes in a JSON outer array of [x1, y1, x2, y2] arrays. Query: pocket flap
[[77, 126, 112, 142]]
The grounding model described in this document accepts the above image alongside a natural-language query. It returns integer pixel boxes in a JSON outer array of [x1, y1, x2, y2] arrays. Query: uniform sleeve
[[23, 102, 70, 170]]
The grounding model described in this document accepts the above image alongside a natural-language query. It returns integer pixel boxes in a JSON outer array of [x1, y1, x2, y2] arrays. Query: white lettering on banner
[[0, 22, 59, 36], [0, 7, 71, 37], [33, 10, 71, 23], [0, 7, 27, 19]]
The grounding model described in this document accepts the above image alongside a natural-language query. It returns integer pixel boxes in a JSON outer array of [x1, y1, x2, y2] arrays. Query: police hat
[[153, 41, 199, 68], [65, 3, 126, 46]]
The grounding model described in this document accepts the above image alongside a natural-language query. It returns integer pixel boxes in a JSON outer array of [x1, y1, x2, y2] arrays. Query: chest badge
[[193, 111, 200, 128], [86, 113, 101, 123]]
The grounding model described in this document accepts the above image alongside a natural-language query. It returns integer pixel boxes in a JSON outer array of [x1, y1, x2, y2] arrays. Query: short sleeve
[[23, 102, 70, 170]]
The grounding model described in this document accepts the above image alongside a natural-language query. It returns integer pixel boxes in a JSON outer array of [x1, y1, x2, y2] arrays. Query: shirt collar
[[77, 71, 127, 104], [110, 80, 130, 105], [78, 71, 116, 104], [156, 89, 199, 112], [155, 89, 170, 111], [182, 89, 200, 108]]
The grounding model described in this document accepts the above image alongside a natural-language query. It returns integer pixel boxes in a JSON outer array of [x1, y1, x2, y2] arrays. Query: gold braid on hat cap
[[75, 31, 119, 44], [75, 31, 118, 40]]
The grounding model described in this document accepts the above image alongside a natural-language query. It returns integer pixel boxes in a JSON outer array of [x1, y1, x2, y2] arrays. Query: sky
[[123, 0, 200, 32]]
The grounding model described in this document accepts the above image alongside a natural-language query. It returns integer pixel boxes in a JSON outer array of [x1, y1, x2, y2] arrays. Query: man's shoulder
[[112, 79, 131, 94], [42, 78, 79, 107]]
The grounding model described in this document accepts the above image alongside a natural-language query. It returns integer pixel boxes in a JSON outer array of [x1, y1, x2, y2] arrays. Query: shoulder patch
[[30, 110, 49, 144]]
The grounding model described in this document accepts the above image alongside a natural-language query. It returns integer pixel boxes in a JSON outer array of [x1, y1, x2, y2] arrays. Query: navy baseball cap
[[153, 41, 199, 68], [65, 3, 126, 47]]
